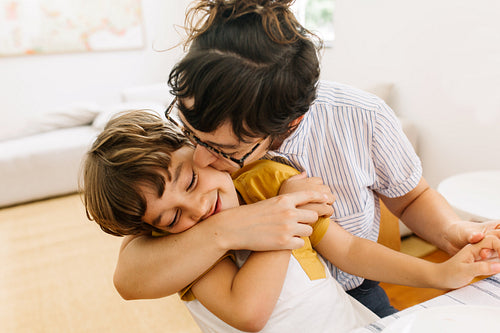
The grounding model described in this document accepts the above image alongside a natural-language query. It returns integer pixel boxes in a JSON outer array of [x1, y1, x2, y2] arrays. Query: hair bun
[[184, 0, 318, 48]]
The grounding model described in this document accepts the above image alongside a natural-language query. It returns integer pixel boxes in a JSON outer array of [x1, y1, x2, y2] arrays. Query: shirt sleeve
[[232, 160, 330, 245], [370, 101, 422, 197], [309, 216, 330, 247]]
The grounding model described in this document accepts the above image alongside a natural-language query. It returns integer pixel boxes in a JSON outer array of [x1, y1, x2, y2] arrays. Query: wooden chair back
[[377, 200, 401, 251]]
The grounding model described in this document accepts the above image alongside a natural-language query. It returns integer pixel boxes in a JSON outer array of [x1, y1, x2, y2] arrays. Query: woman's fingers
[[466, 235, 500, 261], [298, 203, 334, 217]]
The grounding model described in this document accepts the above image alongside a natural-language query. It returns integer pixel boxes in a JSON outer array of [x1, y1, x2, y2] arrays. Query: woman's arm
[[114, 223, 228, 300], [190, 250, 291, 332], [315, 221, 500, 289], [381, 176, 500, 256], [114, 191, 326, 300]]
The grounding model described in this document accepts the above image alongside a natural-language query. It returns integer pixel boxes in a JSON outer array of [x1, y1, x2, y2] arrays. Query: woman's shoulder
[[313, 80, 388, 112]]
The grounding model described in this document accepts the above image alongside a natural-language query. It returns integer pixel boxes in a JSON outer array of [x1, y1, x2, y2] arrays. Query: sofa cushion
[[92, 102, 166, 131], [0, 126, 98, 207], [0, 103, 101, 142], [121, 83, 174, 106]]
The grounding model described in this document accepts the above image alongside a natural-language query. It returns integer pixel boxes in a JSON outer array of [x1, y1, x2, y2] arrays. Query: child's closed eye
[[168, 170, 198, 228], [187, 169, 198, 191]]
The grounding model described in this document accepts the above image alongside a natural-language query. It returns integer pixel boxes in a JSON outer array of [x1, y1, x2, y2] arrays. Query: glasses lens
[[180, 121, 263, 168], [184, 129, 240, 165]]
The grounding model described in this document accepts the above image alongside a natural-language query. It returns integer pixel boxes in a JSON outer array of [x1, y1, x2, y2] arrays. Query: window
[[292, 0, 336, 46]]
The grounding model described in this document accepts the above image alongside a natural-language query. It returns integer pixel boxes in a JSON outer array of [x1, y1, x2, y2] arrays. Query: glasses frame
[[165, 97, 263, 168]]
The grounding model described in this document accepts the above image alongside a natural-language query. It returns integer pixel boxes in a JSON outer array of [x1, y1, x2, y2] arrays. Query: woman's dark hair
[[168, 0, 321, 142]]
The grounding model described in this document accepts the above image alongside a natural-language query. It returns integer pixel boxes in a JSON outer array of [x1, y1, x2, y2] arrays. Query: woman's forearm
[[399, 188, 462, 254], [394, 185, 500, 256], [381, 177, 462, 255], [114, 220, 229, 300], [114, 194, 324, 300]]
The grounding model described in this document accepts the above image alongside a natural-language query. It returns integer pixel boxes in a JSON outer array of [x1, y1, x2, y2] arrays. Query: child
[[82, 110, 500, 333]]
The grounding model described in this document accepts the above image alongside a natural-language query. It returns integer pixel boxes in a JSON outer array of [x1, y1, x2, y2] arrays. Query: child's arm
[[187, 189, 328, 331], [315, 222, 500, 289], [191, 250, 292, 332], [114, 191, 325, 300]]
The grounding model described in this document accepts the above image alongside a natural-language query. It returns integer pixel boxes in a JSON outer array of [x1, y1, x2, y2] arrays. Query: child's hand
[[476, 222, 500, 260], [279, 172, 335, 217], [437, 235, 500, 289]]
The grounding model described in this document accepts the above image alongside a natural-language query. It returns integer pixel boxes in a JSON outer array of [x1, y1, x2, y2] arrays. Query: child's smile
[[140, 146, 239, 234]]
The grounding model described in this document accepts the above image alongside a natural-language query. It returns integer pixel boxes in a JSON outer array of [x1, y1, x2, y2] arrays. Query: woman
[[113, 0, 500, 317]]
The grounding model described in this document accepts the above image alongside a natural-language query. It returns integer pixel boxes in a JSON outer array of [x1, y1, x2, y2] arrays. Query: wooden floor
[[1, 194, 478, 328], [0, 194, 202, 333], [380, 249, 451, 310]]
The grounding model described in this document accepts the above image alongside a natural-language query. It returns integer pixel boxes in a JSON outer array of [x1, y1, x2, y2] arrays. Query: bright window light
[[292, 0, 336, 47]]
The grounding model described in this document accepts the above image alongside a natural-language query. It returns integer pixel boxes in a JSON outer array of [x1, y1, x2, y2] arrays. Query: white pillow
[[30, 103, 102, 131], [0, 103, 101, 142], [121, 83, 174, 106], [92, 102, 166, 131]]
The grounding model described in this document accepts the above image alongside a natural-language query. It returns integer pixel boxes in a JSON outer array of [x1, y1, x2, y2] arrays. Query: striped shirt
[[268, 81, 422, 290]]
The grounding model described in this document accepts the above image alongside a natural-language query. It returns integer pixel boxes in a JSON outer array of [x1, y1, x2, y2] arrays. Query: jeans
[[346, 279, 398, 318]]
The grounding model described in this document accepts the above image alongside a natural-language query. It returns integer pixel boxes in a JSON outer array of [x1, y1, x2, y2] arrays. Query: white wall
[[0, 0, 189, 128], [321, 0, 500, 187], [2, 0, 499, 188]]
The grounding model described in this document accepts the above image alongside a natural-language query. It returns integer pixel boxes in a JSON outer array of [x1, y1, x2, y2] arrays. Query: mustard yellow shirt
[[179, 160, 330, 301], [232, 160, 329, 280]]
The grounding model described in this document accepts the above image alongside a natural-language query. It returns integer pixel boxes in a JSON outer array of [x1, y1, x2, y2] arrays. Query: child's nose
[[188, 194, 210, 221]]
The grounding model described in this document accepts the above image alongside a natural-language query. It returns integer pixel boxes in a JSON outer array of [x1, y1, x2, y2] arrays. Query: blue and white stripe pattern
[[269, 81, 422, 290]]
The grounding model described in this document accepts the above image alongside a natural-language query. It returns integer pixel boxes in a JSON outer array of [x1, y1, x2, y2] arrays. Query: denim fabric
[[346, 279, 398, 318]]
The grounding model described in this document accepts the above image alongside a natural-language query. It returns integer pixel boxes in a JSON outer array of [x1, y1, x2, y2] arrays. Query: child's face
[[140, 146, 240, 234]]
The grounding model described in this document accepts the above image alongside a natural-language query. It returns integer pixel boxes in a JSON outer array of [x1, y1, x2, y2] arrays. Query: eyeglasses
[[165, 97, 264, 168]]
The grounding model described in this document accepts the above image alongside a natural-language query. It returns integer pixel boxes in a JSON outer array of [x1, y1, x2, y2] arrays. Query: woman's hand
[[279, 172, 335, 218], [214, 189, 332, 251], [446, 220, 500, 258], [435, 235, 500, 290]]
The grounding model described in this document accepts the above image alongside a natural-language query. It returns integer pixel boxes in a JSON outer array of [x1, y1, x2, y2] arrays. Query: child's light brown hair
[[81, 110, 190, 236]]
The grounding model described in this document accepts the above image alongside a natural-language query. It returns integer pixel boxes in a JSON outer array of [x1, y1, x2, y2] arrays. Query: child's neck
[[236, 190, 245, 206]]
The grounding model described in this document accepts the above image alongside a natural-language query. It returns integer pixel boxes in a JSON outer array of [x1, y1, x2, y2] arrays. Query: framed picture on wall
[[0, 0, 145, 56]]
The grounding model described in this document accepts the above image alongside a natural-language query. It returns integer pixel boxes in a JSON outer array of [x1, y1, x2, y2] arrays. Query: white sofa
[[0, 126, 99, 207], [0, 83, 417, 209], [0, 96, 169, 208]]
